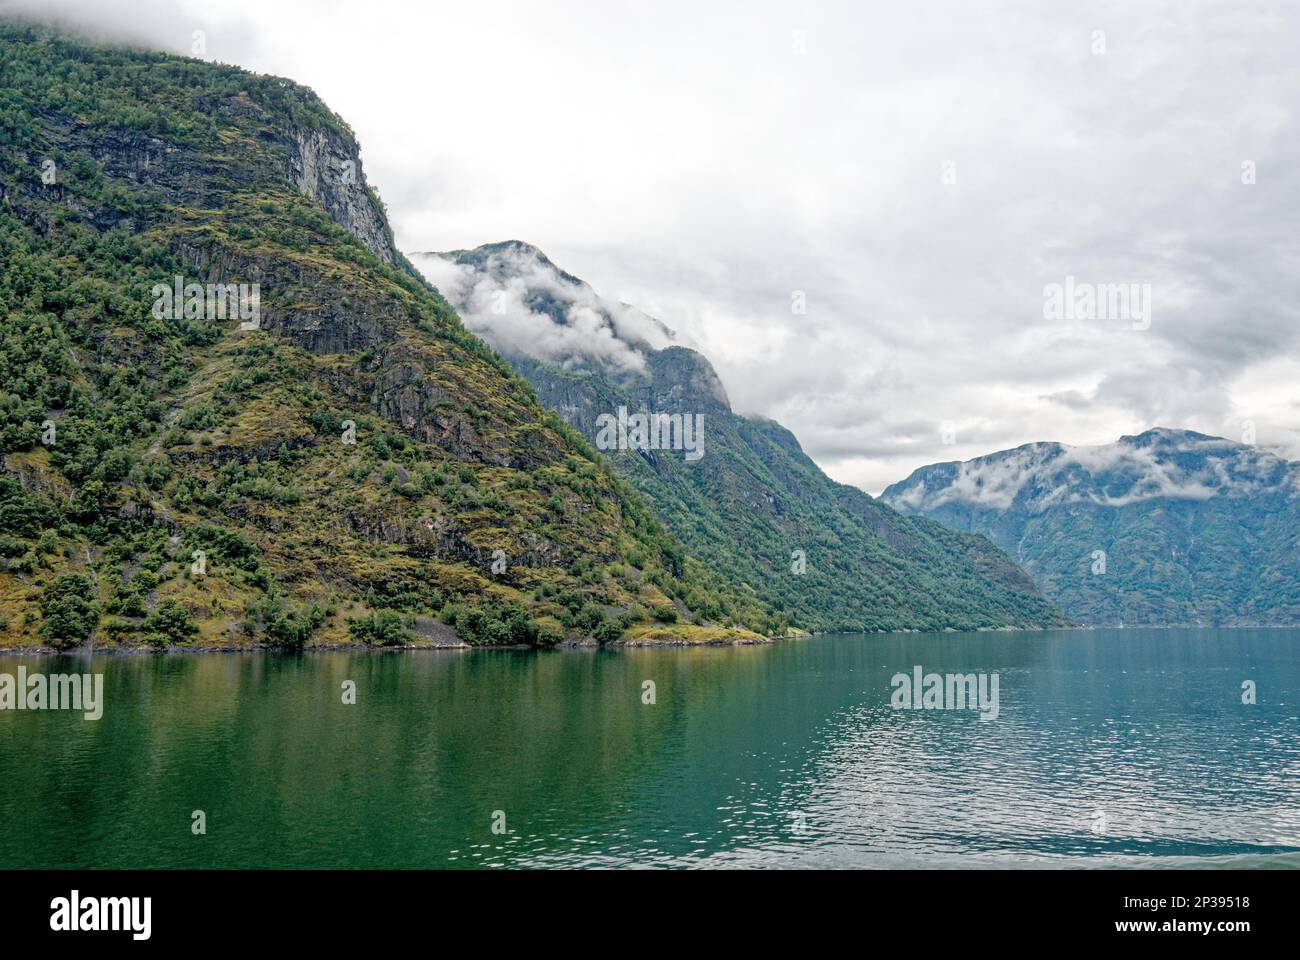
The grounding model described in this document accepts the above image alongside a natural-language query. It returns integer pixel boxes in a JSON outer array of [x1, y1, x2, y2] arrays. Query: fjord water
[[1, 629, 1296, 869]]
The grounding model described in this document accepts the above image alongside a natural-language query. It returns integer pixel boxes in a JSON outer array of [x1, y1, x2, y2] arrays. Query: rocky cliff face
[[7, 81, 393, 265], [414, 243, 1069, 633], [644, 347, 731, 414], [280, 126, 397, 264], [0, 23, 770, 649]]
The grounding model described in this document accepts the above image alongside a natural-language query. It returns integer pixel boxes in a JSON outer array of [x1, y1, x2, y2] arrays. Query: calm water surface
[[1, 628, 1297, 868]]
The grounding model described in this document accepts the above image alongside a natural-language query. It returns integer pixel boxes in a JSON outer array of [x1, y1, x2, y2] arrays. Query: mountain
[[881, 428, 1300, 626], [412, 242, 1069, 633], [0, 22, 775, 649]]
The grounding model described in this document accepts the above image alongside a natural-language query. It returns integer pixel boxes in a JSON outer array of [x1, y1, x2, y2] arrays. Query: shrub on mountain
[[593, 619, 624, 644], [441, 602, 543, 646], [260, 599, 326, 651], [347, 610, 408, 646], [38, 574, 99, 649], [143, 599, 199, 648]]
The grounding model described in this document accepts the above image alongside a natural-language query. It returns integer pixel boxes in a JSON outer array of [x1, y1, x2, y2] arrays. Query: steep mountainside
[[414, 242, 1068, 633], [882, 428, 1300, 625], [0, 23, 774, 649]]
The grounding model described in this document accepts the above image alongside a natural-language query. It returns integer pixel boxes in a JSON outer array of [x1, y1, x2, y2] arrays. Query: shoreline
[[5, 621, 1295, 658], [0, 635, 787, 657]]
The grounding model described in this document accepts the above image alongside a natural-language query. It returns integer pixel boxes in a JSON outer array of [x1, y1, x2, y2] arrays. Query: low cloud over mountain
[[414, 242, 680, 379]]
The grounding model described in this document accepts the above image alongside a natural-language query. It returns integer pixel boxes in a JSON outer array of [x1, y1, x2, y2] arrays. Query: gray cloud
[[0, 0, 268, 62], [6, 0, 1298, 493]]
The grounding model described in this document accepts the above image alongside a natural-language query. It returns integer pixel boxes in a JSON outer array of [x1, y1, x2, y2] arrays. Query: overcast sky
[[5, 0, 1298, 493]]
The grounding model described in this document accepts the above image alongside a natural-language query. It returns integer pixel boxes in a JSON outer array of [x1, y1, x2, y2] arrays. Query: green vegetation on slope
[[0, 22, 771, 649], [516, 354, 1067, 633], [425, 242, 1068, 633]]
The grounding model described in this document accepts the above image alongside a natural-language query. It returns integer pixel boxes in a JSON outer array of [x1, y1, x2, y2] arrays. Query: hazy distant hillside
[[882, 428, 1300, 625], [414, 243, 1068, 633]]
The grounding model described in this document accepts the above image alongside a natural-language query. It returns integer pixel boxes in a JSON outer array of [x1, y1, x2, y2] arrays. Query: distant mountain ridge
[[882, 429, 1300, 625], [413, 243, 1069, 633]]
